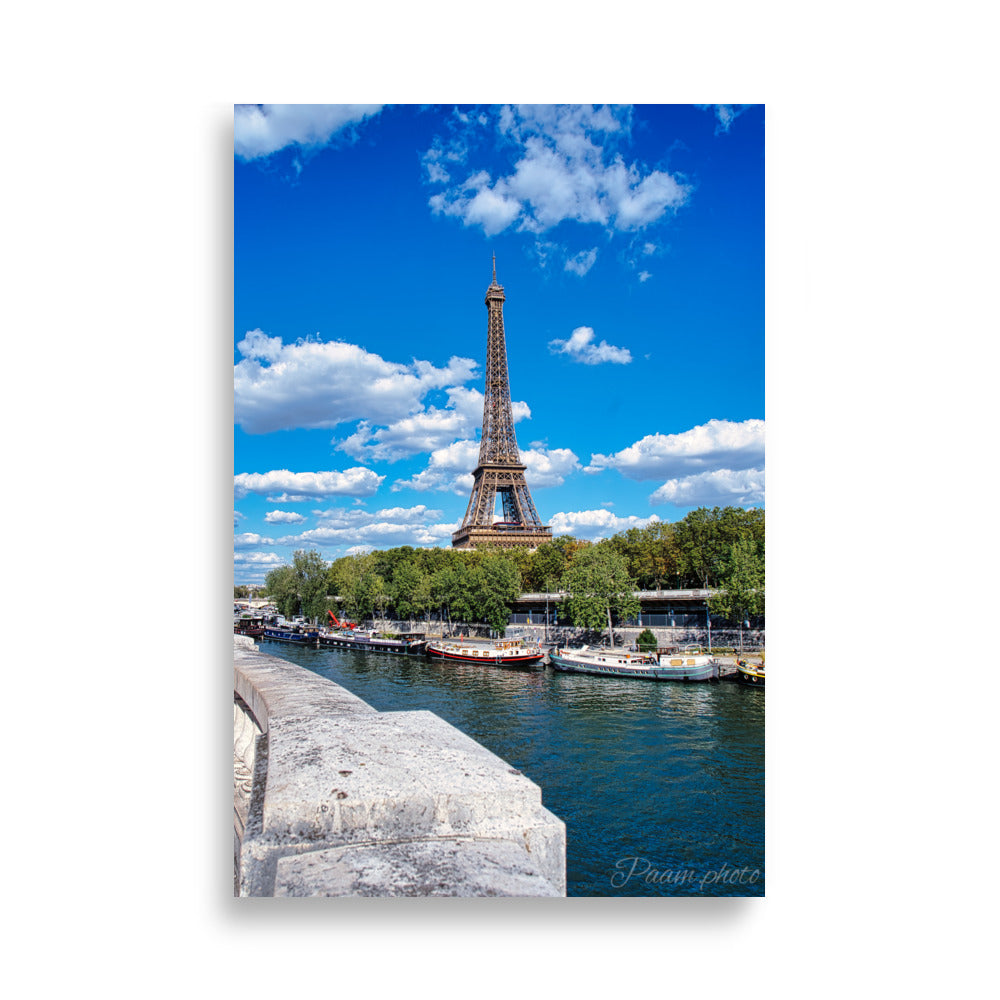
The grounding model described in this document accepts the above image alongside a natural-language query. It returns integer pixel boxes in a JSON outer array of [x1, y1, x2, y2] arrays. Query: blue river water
[[257, 639, 764, 897]]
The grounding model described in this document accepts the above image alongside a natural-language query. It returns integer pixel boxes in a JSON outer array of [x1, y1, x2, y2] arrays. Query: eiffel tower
[[452, 258, 552, 551]]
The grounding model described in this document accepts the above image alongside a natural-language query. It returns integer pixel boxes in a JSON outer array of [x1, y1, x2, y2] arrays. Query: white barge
[[549, 645, 718, 682]]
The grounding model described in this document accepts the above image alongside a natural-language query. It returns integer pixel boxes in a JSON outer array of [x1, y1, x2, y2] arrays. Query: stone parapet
[[234, 642, 376, 735], [234, 639, 565, 897], [275, 838, 562, 897]]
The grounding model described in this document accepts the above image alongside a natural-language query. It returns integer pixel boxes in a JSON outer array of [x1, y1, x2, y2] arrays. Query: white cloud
[[237, 504, 455, 560], [392, 439, 479, 495], [234, 468, 384, 500], [696, 104, 754, 135], [650, 468, 764, 507], [532, 240, 556, 268], [428, 171, 522, 236], [622, 236, 664, 279], [370, 504, 442, 523], [393, 440, 579, 494], [236, 329, 283, 362], [312, 508, 373, 526], [265, 494, 316, 503], [264, 510, 306, 524], [279, 517, 460, 549], [420, 118, 473, 183], [314, 504, 442, 526], [522, 447, 581, 487], [586, 419, 764, 479], [607, 165, 689, 229], [234, 330, 477, 434], [234, 550, 287, 584], [549, 326, 632, 365], [234, 532, 276, 548], [564, 248, 598, 276], [533, 240, 604, 275], [549, 509, 661, 541], [234, 551, 284, 565], [338, 386, 531, 463], [426, 105, 691, 236], [425, 162, 450, 183], [234, 104, 383, 159]]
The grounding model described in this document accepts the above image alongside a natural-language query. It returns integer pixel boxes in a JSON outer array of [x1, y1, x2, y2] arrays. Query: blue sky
[[234, 104, 764, 583]]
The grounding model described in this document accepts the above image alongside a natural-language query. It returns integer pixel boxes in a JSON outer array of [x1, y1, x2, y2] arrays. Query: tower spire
[[492, 252, 497, 284]]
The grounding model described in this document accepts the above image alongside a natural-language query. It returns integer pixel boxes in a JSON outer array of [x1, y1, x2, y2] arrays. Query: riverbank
[[306, 619, 764, 652]]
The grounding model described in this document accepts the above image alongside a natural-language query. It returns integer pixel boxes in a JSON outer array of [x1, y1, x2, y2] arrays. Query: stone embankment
[[357, 620, 764, 652], [234, 635, 565, 896]]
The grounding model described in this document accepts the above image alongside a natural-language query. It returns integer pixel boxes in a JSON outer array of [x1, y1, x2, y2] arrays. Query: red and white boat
[[426, 637, 544, 666]]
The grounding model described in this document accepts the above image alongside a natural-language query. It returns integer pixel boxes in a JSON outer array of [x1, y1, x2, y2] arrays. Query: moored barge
[[318, 630, 428, 655], [234, 614, 265, 638], [262, 623, 321, 644], [736, 657, 765, 686], [549, 645, 719, 682], [426, 637, 544, 666]]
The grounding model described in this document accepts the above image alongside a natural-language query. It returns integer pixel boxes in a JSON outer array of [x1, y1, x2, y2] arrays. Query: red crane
[[328, 610, 358, 630]]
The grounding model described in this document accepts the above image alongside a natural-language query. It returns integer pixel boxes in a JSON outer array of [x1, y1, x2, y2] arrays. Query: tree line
[[253, 506, 764, 635]]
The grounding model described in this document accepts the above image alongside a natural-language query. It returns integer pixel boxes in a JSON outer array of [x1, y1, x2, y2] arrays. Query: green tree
[[352, 569, 384, 622], [636, 627, 658, 653], [674, 506, 765, 588], [326, 555, 354, 608], [473, 554, 522, 635], [332, 552, 380, 621], [637, 522, 682, 590], [370, 546, 416, 589], [371, 574, 391, 627], [496, 546, 531, 591], [411, 569, 436, 628], [525, 538, 572, 592], [675, 508, 721, 587], [391, 561, 425, 623], [709, 538, 765, 652], [291, 549, 329, 621], [561, 542, 640, 646], [429, 566, 458, 631], [417, 546, 461, 577], [446, 561, 480, 626], [264, 564, 298, 619]]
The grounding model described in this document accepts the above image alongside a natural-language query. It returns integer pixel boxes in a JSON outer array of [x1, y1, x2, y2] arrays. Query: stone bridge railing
[[234, 636, 565, 896]]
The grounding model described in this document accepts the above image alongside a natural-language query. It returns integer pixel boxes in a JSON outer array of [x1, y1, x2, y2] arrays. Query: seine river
[[258, 639, 764, 897]]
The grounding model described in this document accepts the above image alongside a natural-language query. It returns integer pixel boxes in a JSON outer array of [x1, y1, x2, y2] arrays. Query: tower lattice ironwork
[[452, 259, 552, 551]]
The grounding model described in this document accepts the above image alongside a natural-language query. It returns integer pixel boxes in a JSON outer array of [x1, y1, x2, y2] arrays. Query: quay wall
[[507, 624, 765, 651], [233, 635, 566, 897], [354, 620, 765, 651]]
